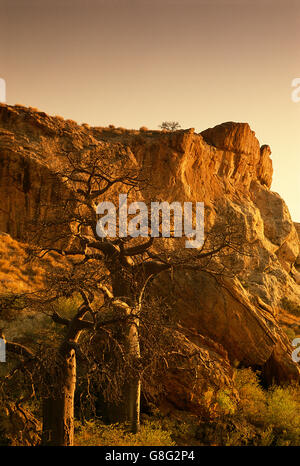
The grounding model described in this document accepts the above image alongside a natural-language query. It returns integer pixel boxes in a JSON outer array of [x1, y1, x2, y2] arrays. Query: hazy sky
[[1, 0, 299, 220]]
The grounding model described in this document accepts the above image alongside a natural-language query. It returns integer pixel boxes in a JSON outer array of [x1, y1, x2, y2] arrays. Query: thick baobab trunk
[[125, 314, 141, 434], [42, 347, 76, 446], [106, 313, 141, 433], [109, 270, 142, 433]]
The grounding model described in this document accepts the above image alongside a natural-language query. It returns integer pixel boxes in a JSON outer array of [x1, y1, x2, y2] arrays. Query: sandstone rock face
[[0, 104, 299, 407], [0, 122, 71, 243], [201, 122, 272, 188], [125, 123, 272, 206], [0, 402, 41, 446], [147, 329, 236, 417], [151, 271, 299, 384], [294, 223, 300, 268]]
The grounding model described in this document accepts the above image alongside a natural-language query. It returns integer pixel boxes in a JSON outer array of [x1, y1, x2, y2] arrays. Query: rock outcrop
[[0, 402, 41, 446], [0, 104, 299, 412], [294, 222, 300, 281]]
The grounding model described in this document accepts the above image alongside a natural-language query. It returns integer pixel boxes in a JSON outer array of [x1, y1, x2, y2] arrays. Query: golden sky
[[1, 0, 299, 220]]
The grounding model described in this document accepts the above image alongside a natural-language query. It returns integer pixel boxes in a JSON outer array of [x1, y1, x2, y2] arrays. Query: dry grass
[[74, 420, 175, 446], [0, 234, 44, 293]]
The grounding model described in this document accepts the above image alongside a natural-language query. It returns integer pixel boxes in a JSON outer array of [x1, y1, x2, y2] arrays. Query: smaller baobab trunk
[[125, 309, 141, 434], [102, 271, 153, 434], [98, 280, 142, 433], [123, 275, 155, 433]]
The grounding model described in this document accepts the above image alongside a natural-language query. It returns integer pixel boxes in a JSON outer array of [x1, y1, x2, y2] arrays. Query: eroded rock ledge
[[0, 104, 299, 409]]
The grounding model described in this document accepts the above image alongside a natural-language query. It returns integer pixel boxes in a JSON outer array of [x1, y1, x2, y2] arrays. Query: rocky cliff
[[0, 104, 299, 412]]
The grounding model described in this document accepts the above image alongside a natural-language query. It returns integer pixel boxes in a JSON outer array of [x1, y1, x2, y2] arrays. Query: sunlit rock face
[[0, 104, 299, 412]]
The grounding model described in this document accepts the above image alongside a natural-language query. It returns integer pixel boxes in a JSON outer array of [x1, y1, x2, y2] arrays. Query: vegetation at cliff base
[[72, 368, 300, 447]]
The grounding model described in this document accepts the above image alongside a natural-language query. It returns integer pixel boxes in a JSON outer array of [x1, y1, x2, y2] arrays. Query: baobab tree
[[0, 262, 139, 445], [0, 267, 99, 446], [159, 121, 181, 131], [2, 141, 250, 443]]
